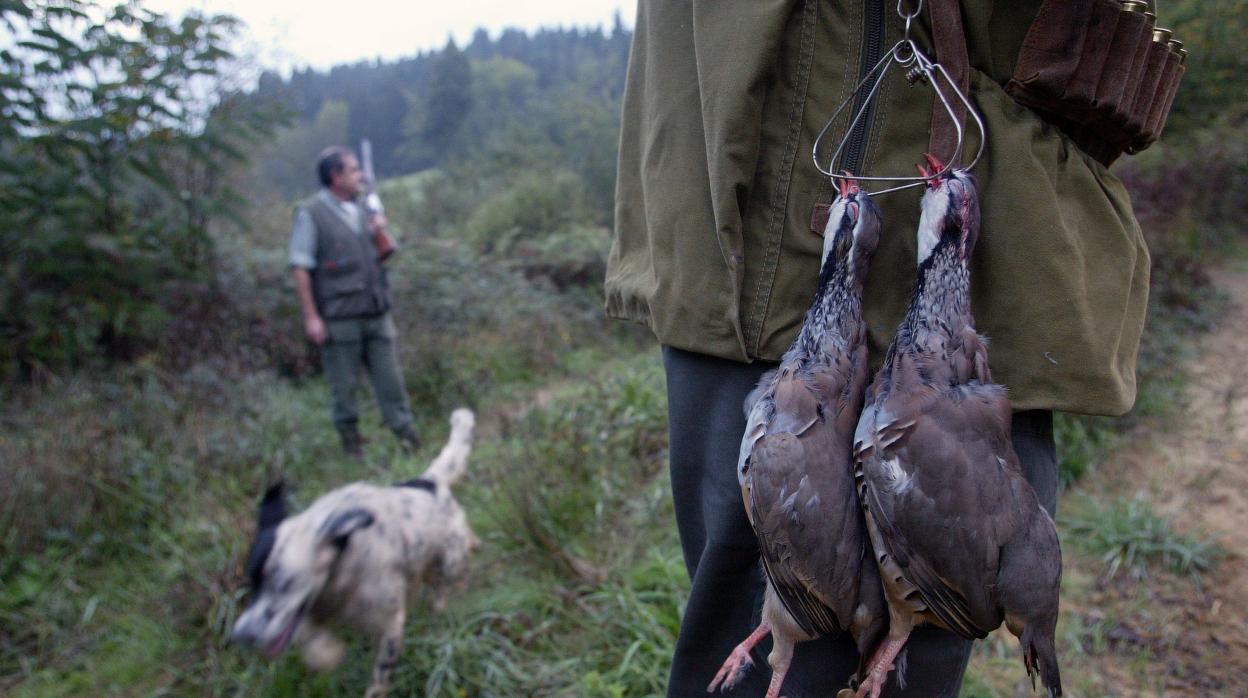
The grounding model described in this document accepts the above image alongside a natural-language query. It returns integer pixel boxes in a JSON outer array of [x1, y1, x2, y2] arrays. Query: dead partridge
[[852, 155, 1063, 698], [709, 176, 887, 698]]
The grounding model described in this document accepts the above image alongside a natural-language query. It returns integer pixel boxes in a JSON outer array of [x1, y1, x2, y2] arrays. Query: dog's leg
[[440, 518, 476, 581], [427, 530, 474, 613], [363, 611, 406, 698], [428, 583, 451, 614]]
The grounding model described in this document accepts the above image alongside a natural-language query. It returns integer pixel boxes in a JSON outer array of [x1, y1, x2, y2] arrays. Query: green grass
[[0, 337, 681, 696], [1064, 495, 1223, 580], [1053, 413, 1117, 486]]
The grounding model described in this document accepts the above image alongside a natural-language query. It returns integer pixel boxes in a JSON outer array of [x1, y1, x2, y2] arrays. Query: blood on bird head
[[918, 170, 980, 264], [837, 171, 862, 199], [950, 174, 980, 258], [822, 176, 880, 279], [916, 153, 948, 190]]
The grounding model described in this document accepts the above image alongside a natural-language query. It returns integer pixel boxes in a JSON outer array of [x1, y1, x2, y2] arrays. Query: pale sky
[[145, 1, 637, 73]]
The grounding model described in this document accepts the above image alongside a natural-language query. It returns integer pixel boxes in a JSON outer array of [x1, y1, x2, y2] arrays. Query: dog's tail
[[420, 408, 475, 489]]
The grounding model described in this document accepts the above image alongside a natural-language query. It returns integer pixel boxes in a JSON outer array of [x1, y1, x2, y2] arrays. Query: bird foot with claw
[[854, 636, 907, 698], [853, 658, 897, 698], [707, 646, 754, 693]]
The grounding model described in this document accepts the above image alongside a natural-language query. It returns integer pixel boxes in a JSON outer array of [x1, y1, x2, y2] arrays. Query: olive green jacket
[[606, 0, 1149, 416]]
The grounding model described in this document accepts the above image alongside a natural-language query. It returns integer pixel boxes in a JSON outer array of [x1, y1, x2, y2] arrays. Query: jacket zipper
[[842, 0, 885, 175]]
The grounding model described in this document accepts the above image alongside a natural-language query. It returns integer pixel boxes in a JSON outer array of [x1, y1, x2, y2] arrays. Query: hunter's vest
[[306, 195, 390, 320]]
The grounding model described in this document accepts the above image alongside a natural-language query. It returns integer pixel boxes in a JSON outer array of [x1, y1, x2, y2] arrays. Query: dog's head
[[230, 482, 374, 658]]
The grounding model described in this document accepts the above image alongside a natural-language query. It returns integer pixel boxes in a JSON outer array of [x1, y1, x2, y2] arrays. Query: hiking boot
[[338, 426, 364, 459], [395, 424, 421, 454]]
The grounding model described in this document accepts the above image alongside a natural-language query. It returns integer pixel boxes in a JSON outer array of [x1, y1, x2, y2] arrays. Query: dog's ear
[[245, 528, 277, 590], [319, 508, 374, 551], [245, 481, 288, 590], [258, 480, 287, 529]]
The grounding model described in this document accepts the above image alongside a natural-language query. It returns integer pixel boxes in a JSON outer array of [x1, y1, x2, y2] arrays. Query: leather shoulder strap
[[928, 0, 971, 164]]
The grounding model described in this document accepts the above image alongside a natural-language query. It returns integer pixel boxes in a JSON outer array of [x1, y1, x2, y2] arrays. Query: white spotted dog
[[230, 408, 480, 698]]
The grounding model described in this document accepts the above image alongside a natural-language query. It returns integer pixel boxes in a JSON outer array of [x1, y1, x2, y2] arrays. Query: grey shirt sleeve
[[288, 206, 317, 269]]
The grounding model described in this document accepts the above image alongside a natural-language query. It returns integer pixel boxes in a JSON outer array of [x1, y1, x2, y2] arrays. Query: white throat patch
[[916, 185, 950, 265], [821, 197, 849, 267]]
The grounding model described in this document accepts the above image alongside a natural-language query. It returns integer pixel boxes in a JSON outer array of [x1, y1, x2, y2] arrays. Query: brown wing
[[748, 352, 870, 638], [858, 382, 1027, 639], [750, 432, 845, 637]]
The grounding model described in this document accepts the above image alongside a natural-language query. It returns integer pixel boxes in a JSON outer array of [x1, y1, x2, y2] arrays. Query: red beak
[[838, 171, 861, 199], [839, 170, 862, 198], [917, 153, 945, 188]]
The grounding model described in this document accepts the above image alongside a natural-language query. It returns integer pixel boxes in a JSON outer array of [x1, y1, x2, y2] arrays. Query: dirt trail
[[1098, 262, 1248, 694], [1146, 266, 1248, 597]]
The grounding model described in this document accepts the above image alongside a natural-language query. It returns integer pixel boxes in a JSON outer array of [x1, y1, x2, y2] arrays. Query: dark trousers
[[323, 312, 414, 434], [662, 346, 1058, 698]]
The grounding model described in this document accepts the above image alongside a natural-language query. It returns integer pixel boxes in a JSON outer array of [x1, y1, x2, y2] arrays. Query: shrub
[[460, 170, 591, 254], [0, 2, 275, 381]]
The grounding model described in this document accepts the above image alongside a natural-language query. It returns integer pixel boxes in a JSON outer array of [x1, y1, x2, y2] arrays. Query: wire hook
[[898, 0, 923, 41], [811, 20, 985, 195]]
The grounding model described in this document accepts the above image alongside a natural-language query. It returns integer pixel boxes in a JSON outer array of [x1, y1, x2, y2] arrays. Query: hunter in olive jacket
[[606, 0, 1150, 416]]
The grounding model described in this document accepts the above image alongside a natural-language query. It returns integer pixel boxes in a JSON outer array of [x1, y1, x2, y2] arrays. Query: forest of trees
[[248, 20, 631, 201], [250, 18, 633, 178]]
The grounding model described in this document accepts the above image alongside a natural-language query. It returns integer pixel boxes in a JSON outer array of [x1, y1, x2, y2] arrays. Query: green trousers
[[322, 313, 414, 435]]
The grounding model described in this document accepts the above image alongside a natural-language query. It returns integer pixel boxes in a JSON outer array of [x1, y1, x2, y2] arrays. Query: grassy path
[[1090, 261, 1248, 694]]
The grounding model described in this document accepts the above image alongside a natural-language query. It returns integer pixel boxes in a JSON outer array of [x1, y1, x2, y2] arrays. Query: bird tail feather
[[1019, 622, 1062, 697]]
